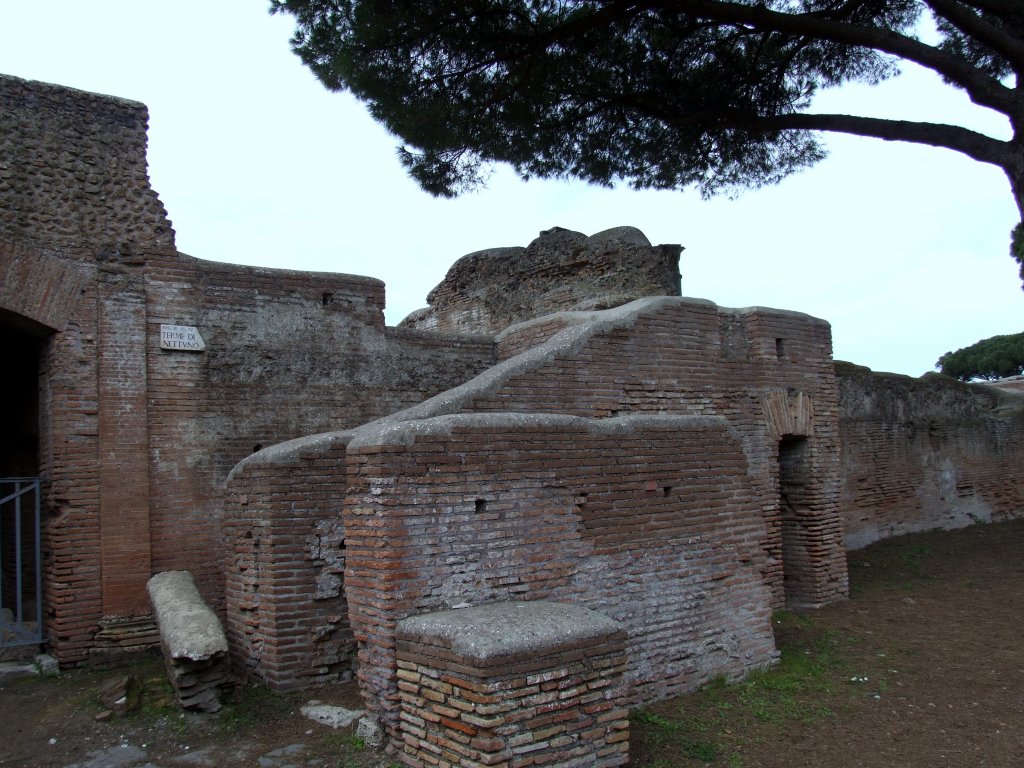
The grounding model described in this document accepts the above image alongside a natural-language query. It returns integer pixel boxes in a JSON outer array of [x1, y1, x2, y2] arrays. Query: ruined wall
[[222, 432, 355, 691], [223, 297, 847, 720], [837, 363, 1024, 549], [0, 74, 497, 663], [400, 226, 682, 334], [402, 298, 847, 610], [345, 414, 778, 734], [0, 74, 174, 252], [1, 73, 177, 661]]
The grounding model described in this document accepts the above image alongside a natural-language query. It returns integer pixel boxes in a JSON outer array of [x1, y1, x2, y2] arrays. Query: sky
[[1, 1, 1020, 377]]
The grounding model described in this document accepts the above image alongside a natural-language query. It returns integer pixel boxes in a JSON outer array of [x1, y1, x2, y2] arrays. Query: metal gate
[[0, 478, 43, 648]]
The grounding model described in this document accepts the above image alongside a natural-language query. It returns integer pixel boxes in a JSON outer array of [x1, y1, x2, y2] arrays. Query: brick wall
[[388, 297, 847, 610], [395, 602, 629, 768], [38, 277, 103, 662], [344, 414, 779, 737], [0, 74, 498, 663], [223, 432, 355, 690], [837, 363, 1024, 549], [219, 296, 846, 738]]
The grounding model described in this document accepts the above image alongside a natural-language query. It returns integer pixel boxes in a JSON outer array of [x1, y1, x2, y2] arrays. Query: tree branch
[[950, 0, 1024, 24], [925, 0, 1024, 73], [645, 0, 1016, 115], [727, 110, 1010, 166]]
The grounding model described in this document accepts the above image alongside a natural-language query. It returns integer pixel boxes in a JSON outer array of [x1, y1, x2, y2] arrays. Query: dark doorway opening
[[778, 435, 813, 607], [0, 318, 45, 647]]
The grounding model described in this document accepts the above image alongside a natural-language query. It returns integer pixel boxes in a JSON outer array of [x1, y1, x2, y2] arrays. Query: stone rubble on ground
[[299, 701, 364, 729]]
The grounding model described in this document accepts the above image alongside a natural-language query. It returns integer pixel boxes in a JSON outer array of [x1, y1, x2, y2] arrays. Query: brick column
[[396, 602, 629, 767], [96, 255, 152, 618]]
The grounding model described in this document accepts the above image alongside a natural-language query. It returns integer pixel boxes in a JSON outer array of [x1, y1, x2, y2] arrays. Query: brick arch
[[760, 389, 814, 440], [0, 241, 86, 333]]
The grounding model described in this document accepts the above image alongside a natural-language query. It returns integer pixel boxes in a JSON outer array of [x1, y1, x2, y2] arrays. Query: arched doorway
[[0, 311, 46, 649]]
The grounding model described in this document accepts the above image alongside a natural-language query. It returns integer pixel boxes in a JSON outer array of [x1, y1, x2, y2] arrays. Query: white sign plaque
[[160, 324, 206, 352]]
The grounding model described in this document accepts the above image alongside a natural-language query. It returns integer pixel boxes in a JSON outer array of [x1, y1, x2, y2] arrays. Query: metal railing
[[1, 478, 43, 648]]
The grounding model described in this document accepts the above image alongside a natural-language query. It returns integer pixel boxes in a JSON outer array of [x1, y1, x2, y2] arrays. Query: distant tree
[[270, 1, 1024, 285], [936, 331, 1024, 380]]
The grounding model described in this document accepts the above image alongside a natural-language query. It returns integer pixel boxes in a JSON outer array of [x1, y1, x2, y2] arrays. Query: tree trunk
[[1006, 145, 1024, 288]]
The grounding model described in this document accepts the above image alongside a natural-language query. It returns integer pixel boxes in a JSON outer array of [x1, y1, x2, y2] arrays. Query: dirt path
[[632, 518, 1024, 767], [1, 519, 1021, 768]]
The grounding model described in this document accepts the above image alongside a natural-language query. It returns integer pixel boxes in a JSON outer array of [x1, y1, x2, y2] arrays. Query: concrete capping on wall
[[397, 601, 624, 664], [384, 325, 496, 347], [395, 601, 629, 767], [368, 297, 695, 426], [347, 410, 732, 450], [225, 429, 357, 485]]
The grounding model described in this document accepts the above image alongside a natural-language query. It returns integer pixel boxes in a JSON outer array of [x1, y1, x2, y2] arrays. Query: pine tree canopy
[[270, 1, 1024, 283], [937, 331, 1024, 380]]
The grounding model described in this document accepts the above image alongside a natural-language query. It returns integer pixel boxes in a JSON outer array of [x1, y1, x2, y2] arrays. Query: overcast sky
[[1, 1, 1020, 376]]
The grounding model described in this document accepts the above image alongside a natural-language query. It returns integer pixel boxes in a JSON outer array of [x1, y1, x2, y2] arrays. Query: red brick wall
[[395, 602, 630, 767], [0, 74, 498, 664], [96, 256, 152, 618], [38, 278, 103, 663], [837, 363, 1024, 549], [223, 432, 355, 689], [219, 296, 847, 725], [344, 414, 778, 734], [391, 297, 847, 610]]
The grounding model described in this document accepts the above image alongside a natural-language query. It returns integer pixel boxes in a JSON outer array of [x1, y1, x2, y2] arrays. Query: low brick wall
[[395, 602, 629, 768], [223, 431, 355, 689], [345, 412, 778, 733]]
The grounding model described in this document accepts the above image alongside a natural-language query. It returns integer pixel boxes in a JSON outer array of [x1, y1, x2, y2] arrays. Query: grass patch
[[630, 612, 855, 765], [217, 682, 294, 730]]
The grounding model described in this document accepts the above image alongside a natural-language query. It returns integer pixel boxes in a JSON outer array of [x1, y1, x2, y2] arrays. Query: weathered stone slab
[[147, 571, 226, 661], [397, 600, 622, 663], [147, 570, 230, 712]]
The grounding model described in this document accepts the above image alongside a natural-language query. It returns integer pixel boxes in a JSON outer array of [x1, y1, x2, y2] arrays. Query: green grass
[[629, 612, 858, 765]]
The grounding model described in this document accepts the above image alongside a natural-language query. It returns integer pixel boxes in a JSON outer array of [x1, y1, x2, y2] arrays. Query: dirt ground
[[0, 518, 1021, 768], [632, 517, 1024, 767]]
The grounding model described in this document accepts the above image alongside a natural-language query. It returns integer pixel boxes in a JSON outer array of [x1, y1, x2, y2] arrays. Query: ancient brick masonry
[[8, 75, 1024, 768], [0, 74, 497, 664], [343, 411, 780, 742], [395, 602, 630, 768], [223, 431, 356, 690], [837, 363, 1024, 549], [390, 297, 848, 611], [223, 294, 847, 760]]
